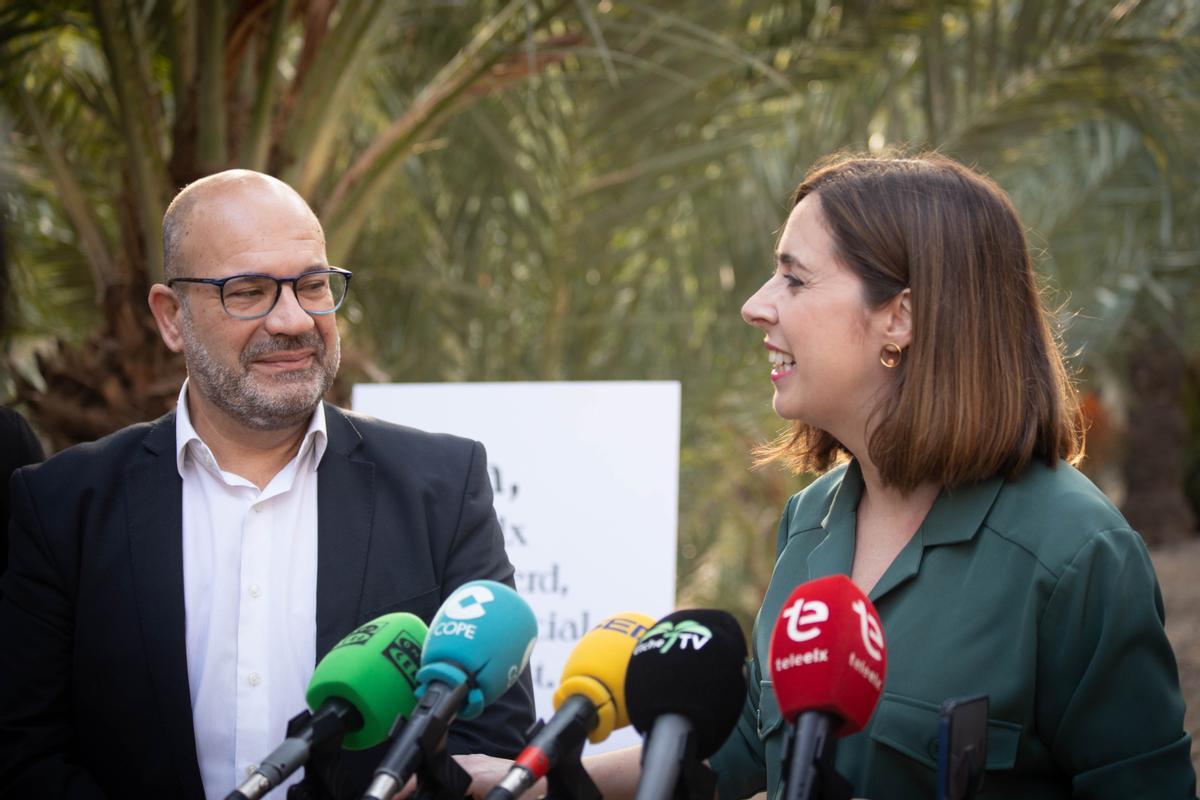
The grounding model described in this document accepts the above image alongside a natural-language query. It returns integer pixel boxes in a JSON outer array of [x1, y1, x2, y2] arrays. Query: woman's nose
[[741, 283, 776, 328]]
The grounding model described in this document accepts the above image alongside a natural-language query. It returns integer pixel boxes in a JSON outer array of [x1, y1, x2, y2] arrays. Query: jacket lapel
[[316, 404, 377, 659], [125, 412, 205, 800]]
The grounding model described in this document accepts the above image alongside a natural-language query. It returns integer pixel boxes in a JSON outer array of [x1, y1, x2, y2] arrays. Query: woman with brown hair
[[709, 152, 1194, 797], [459, 153, 1195, 798]]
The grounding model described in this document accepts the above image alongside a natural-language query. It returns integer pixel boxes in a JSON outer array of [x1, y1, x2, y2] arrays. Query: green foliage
[[2, 1, 1198, 618]]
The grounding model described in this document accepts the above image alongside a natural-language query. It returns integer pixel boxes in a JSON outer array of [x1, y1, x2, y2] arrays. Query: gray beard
[[179, 315, 340, 431]]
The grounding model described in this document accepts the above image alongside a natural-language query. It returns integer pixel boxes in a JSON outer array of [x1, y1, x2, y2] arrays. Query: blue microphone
[[362, 580, 538, 800]]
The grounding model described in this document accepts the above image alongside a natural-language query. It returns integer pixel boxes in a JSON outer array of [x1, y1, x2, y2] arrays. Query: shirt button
[[253, 505, 263, 513], [249, 584, 262, 598], [248, 672, 262, 687]]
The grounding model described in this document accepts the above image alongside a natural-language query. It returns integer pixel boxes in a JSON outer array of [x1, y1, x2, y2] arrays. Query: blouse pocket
[[869, 692, 1022, 771]]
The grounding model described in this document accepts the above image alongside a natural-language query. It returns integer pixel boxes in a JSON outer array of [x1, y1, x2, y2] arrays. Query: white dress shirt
[[175, 381, 326, 799]]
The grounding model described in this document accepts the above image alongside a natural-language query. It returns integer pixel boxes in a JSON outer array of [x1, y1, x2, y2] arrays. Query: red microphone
[[767, 575, 887, 800]]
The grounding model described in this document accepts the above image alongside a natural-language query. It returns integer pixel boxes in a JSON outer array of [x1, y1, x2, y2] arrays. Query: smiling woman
[[451, 155, 1196, 800], [711, 153, 1197, 799]]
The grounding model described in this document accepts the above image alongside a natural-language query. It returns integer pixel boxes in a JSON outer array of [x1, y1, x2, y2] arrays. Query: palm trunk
[[1120, 326, 1196, 546]]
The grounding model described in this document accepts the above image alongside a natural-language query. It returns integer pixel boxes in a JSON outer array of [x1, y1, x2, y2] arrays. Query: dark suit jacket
[[0, 404, 535, 799], [1, 406, 45, 589]]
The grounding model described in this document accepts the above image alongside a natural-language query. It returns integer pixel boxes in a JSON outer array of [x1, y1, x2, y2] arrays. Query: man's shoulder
[[326, 405, 482, 466], [18, 413, 172, 489]]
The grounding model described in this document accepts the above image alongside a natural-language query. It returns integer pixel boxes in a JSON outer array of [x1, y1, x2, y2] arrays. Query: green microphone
[[226, 612, 428, 800]]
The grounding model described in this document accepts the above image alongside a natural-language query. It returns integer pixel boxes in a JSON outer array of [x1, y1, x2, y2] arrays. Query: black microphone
[[362, 581, 537, 800], [625, 610, 747, 800]]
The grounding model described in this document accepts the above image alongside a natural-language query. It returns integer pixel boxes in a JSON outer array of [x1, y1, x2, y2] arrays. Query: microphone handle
[[783, 712, 835, 800], [485, 694, 599, 800], [364, 679, 470, 800], [224, 698, 361, 800], [486, 764, 535, 800], [634, 713, 694, 800]]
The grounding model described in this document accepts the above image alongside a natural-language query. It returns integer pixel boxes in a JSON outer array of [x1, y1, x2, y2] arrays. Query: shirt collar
[[819, 458, 1004, 546], [807, 458, 1007, 601], [174, 378, 329, 479]]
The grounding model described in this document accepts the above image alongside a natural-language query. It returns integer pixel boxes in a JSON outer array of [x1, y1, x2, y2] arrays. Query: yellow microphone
[[487, 613, 656, 800]]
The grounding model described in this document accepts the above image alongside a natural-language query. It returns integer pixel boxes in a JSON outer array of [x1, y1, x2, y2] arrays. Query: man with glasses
[[0, 170, 533, 799]]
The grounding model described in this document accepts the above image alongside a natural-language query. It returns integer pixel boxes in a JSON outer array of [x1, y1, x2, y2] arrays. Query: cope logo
[[383, 630, 423, 690], [632, 620, 712, 655], [432, 585, 496, 640], [851, 598, 883, 661], [782, 598, 829, 643], [333, 621, 381, 649], [443, 585, 495, 620], [506, 638, 537, 687]]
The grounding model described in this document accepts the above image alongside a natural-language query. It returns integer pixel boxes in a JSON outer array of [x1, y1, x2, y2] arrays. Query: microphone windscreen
[[553, 612, 656, 743], [306, 612, 428, 750], [767, 574, 886, 736], [418, 580, 538, 720], [624, 609, 747, 759]]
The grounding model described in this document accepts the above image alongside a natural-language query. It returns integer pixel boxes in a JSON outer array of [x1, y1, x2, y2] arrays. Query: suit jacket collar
[[127, 411, 205, 800], [316, 403, 377, 658]]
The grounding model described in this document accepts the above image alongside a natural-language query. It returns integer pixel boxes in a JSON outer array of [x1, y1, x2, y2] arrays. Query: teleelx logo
[[782, 597, 829, 643], [851, 598, 883, 661], [632, 620, 713, 655], [443, 584, 496, 620]]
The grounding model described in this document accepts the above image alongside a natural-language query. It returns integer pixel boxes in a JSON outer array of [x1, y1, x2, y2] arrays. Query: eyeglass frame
[[166, 267, 353, 320]]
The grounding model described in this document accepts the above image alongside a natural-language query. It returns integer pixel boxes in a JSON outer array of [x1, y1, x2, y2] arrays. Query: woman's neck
[[850, 455, 941, 594]]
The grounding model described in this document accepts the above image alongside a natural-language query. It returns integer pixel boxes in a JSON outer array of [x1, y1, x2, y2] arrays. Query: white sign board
[[352, 382, 680, 752]]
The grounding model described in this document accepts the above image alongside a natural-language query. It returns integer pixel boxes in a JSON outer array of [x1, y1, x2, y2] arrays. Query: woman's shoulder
[[983, 459, 1141, 576]]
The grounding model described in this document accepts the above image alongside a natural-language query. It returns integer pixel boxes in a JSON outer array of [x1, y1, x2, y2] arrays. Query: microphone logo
[[383, 629, 423, 689], [442, 584, 496, 620], [334, 621, 383, 649], [597, 616, 650, 639], [851, 599, 883, 661], [633, 620, 713, 654], [782, 598, 829, 643]]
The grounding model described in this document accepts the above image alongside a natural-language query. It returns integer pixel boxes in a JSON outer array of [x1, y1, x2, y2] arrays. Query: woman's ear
[[880, 287, 912, 349]]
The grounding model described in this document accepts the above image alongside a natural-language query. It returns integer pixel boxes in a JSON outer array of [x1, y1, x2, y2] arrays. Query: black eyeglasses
[[167, 268, 352, 320]]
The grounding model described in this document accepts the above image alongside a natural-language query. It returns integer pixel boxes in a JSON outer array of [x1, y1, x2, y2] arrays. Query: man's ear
[[148, 284, 186, 353], [880, 287, 913, 349]]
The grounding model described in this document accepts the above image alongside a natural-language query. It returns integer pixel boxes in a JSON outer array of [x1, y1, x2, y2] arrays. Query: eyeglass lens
[[222, 272, 348, 318]]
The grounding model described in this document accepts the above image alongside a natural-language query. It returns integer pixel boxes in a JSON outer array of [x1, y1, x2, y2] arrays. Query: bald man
[[0, 171, 534, 799]]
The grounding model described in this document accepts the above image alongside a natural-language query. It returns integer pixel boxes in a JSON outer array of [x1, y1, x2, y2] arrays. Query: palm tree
[[330, 0, 1199, 618], [3, 1, 1196, 621], [0, 0, 574, 449]]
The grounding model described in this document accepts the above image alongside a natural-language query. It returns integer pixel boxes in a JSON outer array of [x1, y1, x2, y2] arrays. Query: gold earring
[[880, 342, 903, 368]]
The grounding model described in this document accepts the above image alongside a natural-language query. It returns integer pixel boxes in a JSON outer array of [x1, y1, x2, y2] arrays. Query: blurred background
[[1, 1, 1198, 751]]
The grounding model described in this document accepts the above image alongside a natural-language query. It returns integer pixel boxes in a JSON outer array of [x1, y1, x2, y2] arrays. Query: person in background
[[459, 153, 1196, 799], [1, 405, 44, 589], [0, 170, 533, 799]]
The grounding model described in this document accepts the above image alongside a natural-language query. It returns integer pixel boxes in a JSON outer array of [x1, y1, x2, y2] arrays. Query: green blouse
[[710, 459, 1196, 799]]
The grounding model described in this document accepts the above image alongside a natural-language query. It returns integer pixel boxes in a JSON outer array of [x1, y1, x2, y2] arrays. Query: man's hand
[[453, 754, 546, 800]]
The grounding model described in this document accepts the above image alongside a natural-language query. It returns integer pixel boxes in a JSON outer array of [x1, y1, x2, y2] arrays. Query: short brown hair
[[757, 152, 1084, 489]]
